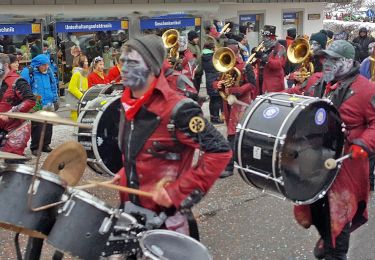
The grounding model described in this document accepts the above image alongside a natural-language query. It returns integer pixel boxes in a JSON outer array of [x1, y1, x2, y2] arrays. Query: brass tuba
[[213, 47, 241, 101], [162, 29, 180, 60], [287, 37, 314, 80]]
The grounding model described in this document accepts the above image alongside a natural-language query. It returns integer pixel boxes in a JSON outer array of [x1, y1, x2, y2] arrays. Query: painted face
[[262, 36, 276, 49], [368, 43, 375, 56], [120, 49, 151, 91], [310, 40, 322, 54], [322, 56, 353, 83], [95, 61, 104, 72]]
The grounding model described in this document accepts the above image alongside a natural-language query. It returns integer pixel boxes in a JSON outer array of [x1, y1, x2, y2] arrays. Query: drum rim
[[78, 95, 121, 176], [66, 187, 115, 214], [139, 230, 212, 259], [2, 164, 65, 186], [78, 84, 113, 114]]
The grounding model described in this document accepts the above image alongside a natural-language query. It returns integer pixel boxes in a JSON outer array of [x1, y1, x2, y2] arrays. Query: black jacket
[[353, 34, 375, 62]]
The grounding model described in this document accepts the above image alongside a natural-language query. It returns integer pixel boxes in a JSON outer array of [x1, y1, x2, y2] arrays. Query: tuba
[[213, 47, 241, 101], [287, 37, 314, 80], [162, 29, 180, 60]]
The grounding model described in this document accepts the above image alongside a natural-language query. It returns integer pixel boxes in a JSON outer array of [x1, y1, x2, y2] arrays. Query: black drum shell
[[235, 93, 344, 204], [78, 84, 124, 114], [0, 165, 65, 238], [77, 95, 122, 176], [47, 191, 117, 260]]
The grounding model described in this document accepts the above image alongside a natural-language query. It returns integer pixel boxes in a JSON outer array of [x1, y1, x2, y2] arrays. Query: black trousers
[[209, 96, 222, 120], [193, 71, 203, 94], [311, 197, 350, 260], [225, 135, 235, 172], [30, 122, 53, 151], [369, 158, 375, 191]]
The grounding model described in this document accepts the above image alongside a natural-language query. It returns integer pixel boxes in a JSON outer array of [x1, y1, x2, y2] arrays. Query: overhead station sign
[[0, 23, 41, 35], [56, 21, 128, 33], [140, 15, 198, 30]]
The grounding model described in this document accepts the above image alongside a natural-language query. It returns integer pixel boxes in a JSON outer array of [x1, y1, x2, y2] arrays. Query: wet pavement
[[0, 97, 374, 259]]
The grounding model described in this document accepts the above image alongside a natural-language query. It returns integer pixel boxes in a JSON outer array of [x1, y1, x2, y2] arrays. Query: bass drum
[[78, 84, 123, 114], [235, 93, 344, 205], [77, 95, 122, 176]]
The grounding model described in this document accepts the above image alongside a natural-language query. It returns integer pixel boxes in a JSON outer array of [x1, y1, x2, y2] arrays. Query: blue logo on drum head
[[315, 108, 326, 125], [263, 106, 280, 119]]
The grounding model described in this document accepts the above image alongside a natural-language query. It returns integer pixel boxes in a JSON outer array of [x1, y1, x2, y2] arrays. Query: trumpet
[[287, 37, 314, 80], [212, 47, 241, 101], [370, 45, 375, 82], [218, 23, 231, 37], [162, 29, 180, 60], [246, 41, 265, 65]]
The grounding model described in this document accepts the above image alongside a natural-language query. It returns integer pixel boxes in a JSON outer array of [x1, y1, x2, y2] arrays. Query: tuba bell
[[287, 37, 314, 80], [162, 29, 180, 60], [213, 47, 241, 101]]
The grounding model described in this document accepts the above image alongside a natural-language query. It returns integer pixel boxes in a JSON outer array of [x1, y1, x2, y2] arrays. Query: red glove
[[350, 144, 368, 160]]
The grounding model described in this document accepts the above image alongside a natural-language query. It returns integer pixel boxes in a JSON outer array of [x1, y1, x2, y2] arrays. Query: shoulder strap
[[28, 66, 34, 85]]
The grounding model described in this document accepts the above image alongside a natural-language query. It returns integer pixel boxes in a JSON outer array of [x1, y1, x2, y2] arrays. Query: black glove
[[53, 100, 60, 111], [255, 51, 263, 59]]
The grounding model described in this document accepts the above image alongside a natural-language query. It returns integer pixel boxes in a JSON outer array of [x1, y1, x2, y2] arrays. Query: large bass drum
[[235, 93, 344, 205], [78, 84, 123, 114], [77, 95, 122, 176]]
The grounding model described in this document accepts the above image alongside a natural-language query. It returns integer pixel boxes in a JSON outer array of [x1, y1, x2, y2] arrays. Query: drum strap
[[182, 208, 200, 241]]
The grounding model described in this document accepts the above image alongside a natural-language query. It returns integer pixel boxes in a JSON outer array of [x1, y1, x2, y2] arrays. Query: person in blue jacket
[[20, 54, 58, 156]]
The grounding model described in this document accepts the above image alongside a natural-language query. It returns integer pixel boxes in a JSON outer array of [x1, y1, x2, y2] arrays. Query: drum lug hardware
[[28, 179, 40, 195], [60, 199, 76, 216], [99, 214, 114, 234]]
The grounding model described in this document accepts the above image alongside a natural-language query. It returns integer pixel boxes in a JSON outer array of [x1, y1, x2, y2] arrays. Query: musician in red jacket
[[213, 43, 257, 178], [253, 25, 286, 94], [0, 54, 36, 155], [113, 35, 232, 239], [289, 40, 375, 259]]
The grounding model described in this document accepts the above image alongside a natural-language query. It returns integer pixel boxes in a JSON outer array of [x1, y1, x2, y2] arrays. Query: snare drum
[[77, 95, 122, 176], [0, 164, 65, 238], [78, 83, 123, 114], [140, 230, 212, 260], [47, 189, 134, 260], [235, 93, 344, 204]]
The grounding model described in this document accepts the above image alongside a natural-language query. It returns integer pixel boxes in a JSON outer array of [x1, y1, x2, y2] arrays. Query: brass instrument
[[218, 23, 231, 37], [162, 29, 180, 60], [246, 41, 265, 65], [370, 46, 375, 82], [213, 47, 241, 101], [287, 37, 314, 80]]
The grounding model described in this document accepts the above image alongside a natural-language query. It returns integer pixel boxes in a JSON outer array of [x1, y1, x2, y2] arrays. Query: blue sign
[[366, 9, 375, 18], [140, 17, 196, 30], [283, 13, 297, 20], [56, 21, 122, 33], [0, 23, 34, 35], [239, 15, 256, 23]]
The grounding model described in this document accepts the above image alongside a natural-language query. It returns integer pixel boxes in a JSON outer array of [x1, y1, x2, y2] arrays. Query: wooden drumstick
[[324, 154, 352, 170], [74, 180, 113, 190], [89, 181, 153, 198]]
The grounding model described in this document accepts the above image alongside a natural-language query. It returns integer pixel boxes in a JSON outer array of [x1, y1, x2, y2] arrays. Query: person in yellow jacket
[[67, 55, 89, 120]]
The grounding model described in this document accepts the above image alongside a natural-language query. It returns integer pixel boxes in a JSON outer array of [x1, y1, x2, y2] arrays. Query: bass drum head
[[279, 100, 344, 204], [140, 230, 212, 260], [78, 96, 122, 176]]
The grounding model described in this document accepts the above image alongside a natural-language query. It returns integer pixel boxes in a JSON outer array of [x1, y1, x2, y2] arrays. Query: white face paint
[[310, 40, 322, 54], [322, 56, 354, 82], [120, 49, 151, 91], [368, 43, 375, 56]]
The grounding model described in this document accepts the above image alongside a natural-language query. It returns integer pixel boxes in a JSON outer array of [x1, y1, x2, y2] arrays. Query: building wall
[[0, 2, 325, 37]]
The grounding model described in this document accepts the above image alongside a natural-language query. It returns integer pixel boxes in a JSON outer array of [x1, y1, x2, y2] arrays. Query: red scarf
[[121, 79, 157, 120], [324, 82, 340, 96]]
